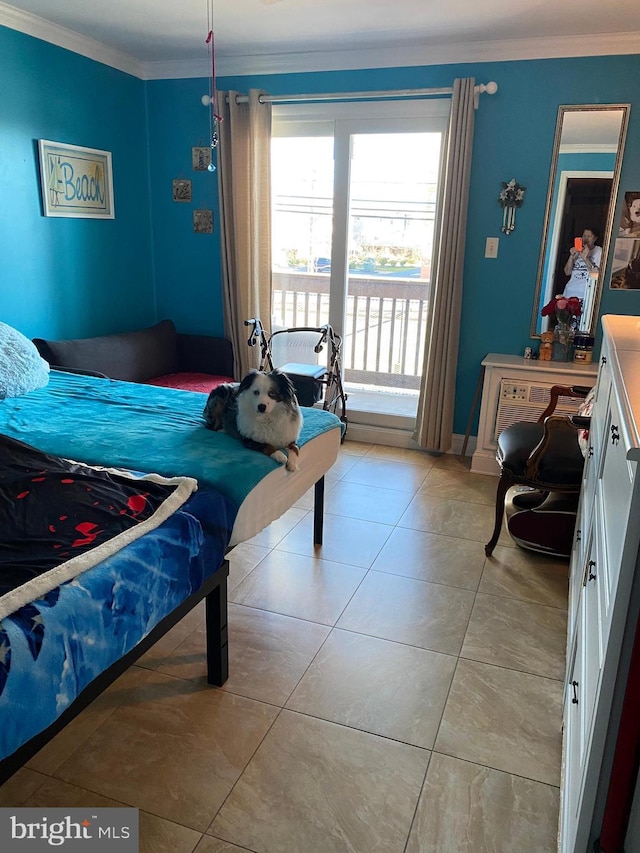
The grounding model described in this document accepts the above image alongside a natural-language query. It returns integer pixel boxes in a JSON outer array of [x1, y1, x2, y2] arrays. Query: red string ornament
[[203, 0, 222, 172]]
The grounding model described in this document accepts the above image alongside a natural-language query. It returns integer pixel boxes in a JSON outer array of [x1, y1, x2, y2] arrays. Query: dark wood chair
[[485, 384, 592, 557]]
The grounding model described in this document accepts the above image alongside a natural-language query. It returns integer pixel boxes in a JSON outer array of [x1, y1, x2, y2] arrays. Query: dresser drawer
[[578, 449, 596, 563], [574, 586, 600, 770], [599, 386, 634, 588], [589, 349, 612, 460], [578, 544, 602, 736], [561, 633, 582, 846], [591, 497, 609, 656], [568, 533, 583, 646], [593, 346, 612, 405]]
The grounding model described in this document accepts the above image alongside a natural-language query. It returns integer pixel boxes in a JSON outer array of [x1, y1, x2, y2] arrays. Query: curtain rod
[[217, 81, 497, 106]]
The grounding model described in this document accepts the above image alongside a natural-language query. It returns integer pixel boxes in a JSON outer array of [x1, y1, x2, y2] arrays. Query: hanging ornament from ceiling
[[200, 0, 221, 172]]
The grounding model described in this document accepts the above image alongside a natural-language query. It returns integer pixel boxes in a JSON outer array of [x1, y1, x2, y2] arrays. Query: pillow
[[0, 322, 50, 399]]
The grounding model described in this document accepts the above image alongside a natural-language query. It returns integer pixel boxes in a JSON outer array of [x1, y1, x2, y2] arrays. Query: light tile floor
[[0, 440, 569, 852]]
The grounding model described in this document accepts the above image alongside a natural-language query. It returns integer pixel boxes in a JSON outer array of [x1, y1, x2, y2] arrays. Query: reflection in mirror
[[530, 104, 630, 338]]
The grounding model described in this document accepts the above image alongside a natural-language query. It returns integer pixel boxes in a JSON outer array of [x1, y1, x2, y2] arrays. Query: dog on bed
[[203, 369, 302, 471]]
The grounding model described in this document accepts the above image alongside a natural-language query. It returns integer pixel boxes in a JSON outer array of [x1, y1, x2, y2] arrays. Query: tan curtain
[[216, 89, 272, 378], [413, 77, 476, 451]]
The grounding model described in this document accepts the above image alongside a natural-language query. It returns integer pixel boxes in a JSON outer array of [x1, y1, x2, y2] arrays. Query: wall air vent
[[494, 380, 584, 440]]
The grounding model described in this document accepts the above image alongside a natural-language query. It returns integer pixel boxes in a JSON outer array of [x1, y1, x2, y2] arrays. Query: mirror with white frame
[[530, 104, 630, 338]]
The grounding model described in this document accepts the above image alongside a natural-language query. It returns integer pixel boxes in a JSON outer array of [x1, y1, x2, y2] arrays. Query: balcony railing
[[273, 271, 429, 390]]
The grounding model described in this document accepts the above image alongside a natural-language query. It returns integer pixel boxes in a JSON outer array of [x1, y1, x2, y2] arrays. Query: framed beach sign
[[38, 140, 115, 219]]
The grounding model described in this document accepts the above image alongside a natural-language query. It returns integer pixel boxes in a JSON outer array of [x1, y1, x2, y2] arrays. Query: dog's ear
[[206, 382, 236, 404], [270, 369, 296, 401], [203, 386, 227, 430], [238, 370, 258, 393], [206, 383, 227, 401]]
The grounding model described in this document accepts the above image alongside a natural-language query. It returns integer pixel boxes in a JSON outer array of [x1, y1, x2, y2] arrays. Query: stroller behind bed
[[244, 318, 348, 434]]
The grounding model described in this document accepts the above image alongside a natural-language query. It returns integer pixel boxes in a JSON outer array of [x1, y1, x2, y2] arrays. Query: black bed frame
[[0, 559, 229, 786], [313, 477, 325, 545]]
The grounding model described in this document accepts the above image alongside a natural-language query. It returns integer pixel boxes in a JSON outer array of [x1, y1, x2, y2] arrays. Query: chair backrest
[[270, 328, 326, 370]]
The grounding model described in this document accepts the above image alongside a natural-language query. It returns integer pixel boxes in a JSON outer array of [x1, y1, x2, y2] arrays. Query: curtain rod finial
[[202, 94, 213, 107], [478, 81, 498, 96]]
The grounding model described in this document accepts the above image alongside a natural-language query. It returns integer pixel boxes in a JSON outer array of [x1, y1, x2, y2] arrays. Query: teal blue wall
[[216, 57, 640, 431], [0, 27, 154, 340], [146, 78, 224, 336], [2, 23, 640, 433]]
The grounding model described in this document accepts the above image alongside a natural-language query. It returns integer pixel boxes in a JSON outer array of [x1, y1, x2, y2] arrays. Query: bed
[[0, 370, 343, 782], [0, 370, 343, 546]]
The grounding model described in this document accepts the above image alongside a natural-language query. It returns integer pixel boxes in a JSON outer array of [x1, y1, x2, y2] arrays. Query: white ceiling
[[3, 0, 640, 78]]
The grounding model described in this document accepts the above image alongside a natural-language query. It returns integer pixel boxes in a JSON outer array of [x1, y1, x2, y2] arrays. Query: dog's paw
[[285, 454, 299, 472], [270, 450, 287, 465]]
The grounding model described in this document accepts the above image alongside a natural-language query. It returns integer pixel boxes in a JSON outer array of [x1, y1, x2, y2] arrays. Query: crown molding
[[2, 0, 640, 81], [0, 1, 144, 78], [208, 31, 640, 79], [142, 58, 211, 81]]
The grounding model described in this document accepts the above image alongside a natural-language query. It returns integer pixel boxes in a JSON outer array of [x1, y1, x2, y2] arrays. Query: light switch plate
[[485, 237, 499, 258]]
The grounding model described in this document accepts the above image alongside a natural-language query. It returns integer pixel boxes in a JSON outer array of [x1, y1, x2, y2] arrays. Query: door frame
[[272, 99, 450, 427], [273, 98, 450, 339]]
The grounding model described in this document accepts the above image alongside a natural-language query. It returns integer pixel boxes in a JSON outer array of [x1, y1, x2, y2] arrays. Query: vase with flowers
[[541, 295, 582, 361]]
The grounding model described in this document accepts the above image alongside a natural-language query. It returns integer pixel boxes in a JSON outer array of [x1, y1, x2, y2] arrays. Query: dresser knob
[[588, 560, 597, 582], [588, 446, 594, 458], [576, 529, 581, 542], [601, 356, 607, 365], [611, 424, 620, 446], [571, 681, 579, 704]]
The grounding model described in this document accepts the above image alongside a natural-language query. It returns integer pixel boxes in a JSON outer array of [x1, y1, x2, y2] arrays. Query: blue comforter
[[0, 371, 343, 513]]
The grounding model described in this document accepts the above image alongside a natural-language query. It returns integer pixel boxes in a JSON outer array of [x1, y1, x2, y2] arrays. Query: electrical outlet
[[485, 237, 499, 259]]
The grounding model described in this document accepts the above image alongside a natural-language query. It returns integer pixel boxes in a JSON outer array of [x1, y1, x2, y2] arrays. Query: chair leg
[[485, 471, 514, 557]]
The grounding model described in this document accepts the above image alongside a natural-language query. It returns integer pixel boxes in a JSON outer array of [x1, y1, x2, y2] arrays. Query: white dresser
[[560, 315, 640, 852]]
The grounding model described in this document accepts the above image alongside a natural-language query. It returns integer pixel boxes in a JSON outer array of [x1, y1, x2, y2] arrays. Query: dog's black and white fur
[[203, 369, 303, 471]]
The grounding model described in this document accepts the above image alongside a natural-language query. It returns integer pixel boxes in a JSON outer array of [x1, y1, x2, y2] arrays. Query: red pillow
[[147, 372, 233, 394]]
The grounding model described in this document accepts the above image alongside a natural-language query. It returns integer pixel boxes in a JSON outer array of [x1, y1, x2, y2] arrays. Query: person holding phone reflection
[[563, 227, 601, 301]]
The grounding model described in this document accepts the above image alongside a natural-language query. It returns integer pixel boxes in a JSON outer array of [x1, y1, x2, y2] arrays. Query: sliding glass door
[[271, 100, 448, 426]]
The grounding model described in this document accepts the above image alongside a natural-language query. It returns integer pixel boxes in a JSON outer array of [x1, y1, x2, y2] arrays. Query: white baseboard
[[469, 450, 500, 477], [344, 423, 478, 457], [451, 432, 478, 458]]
